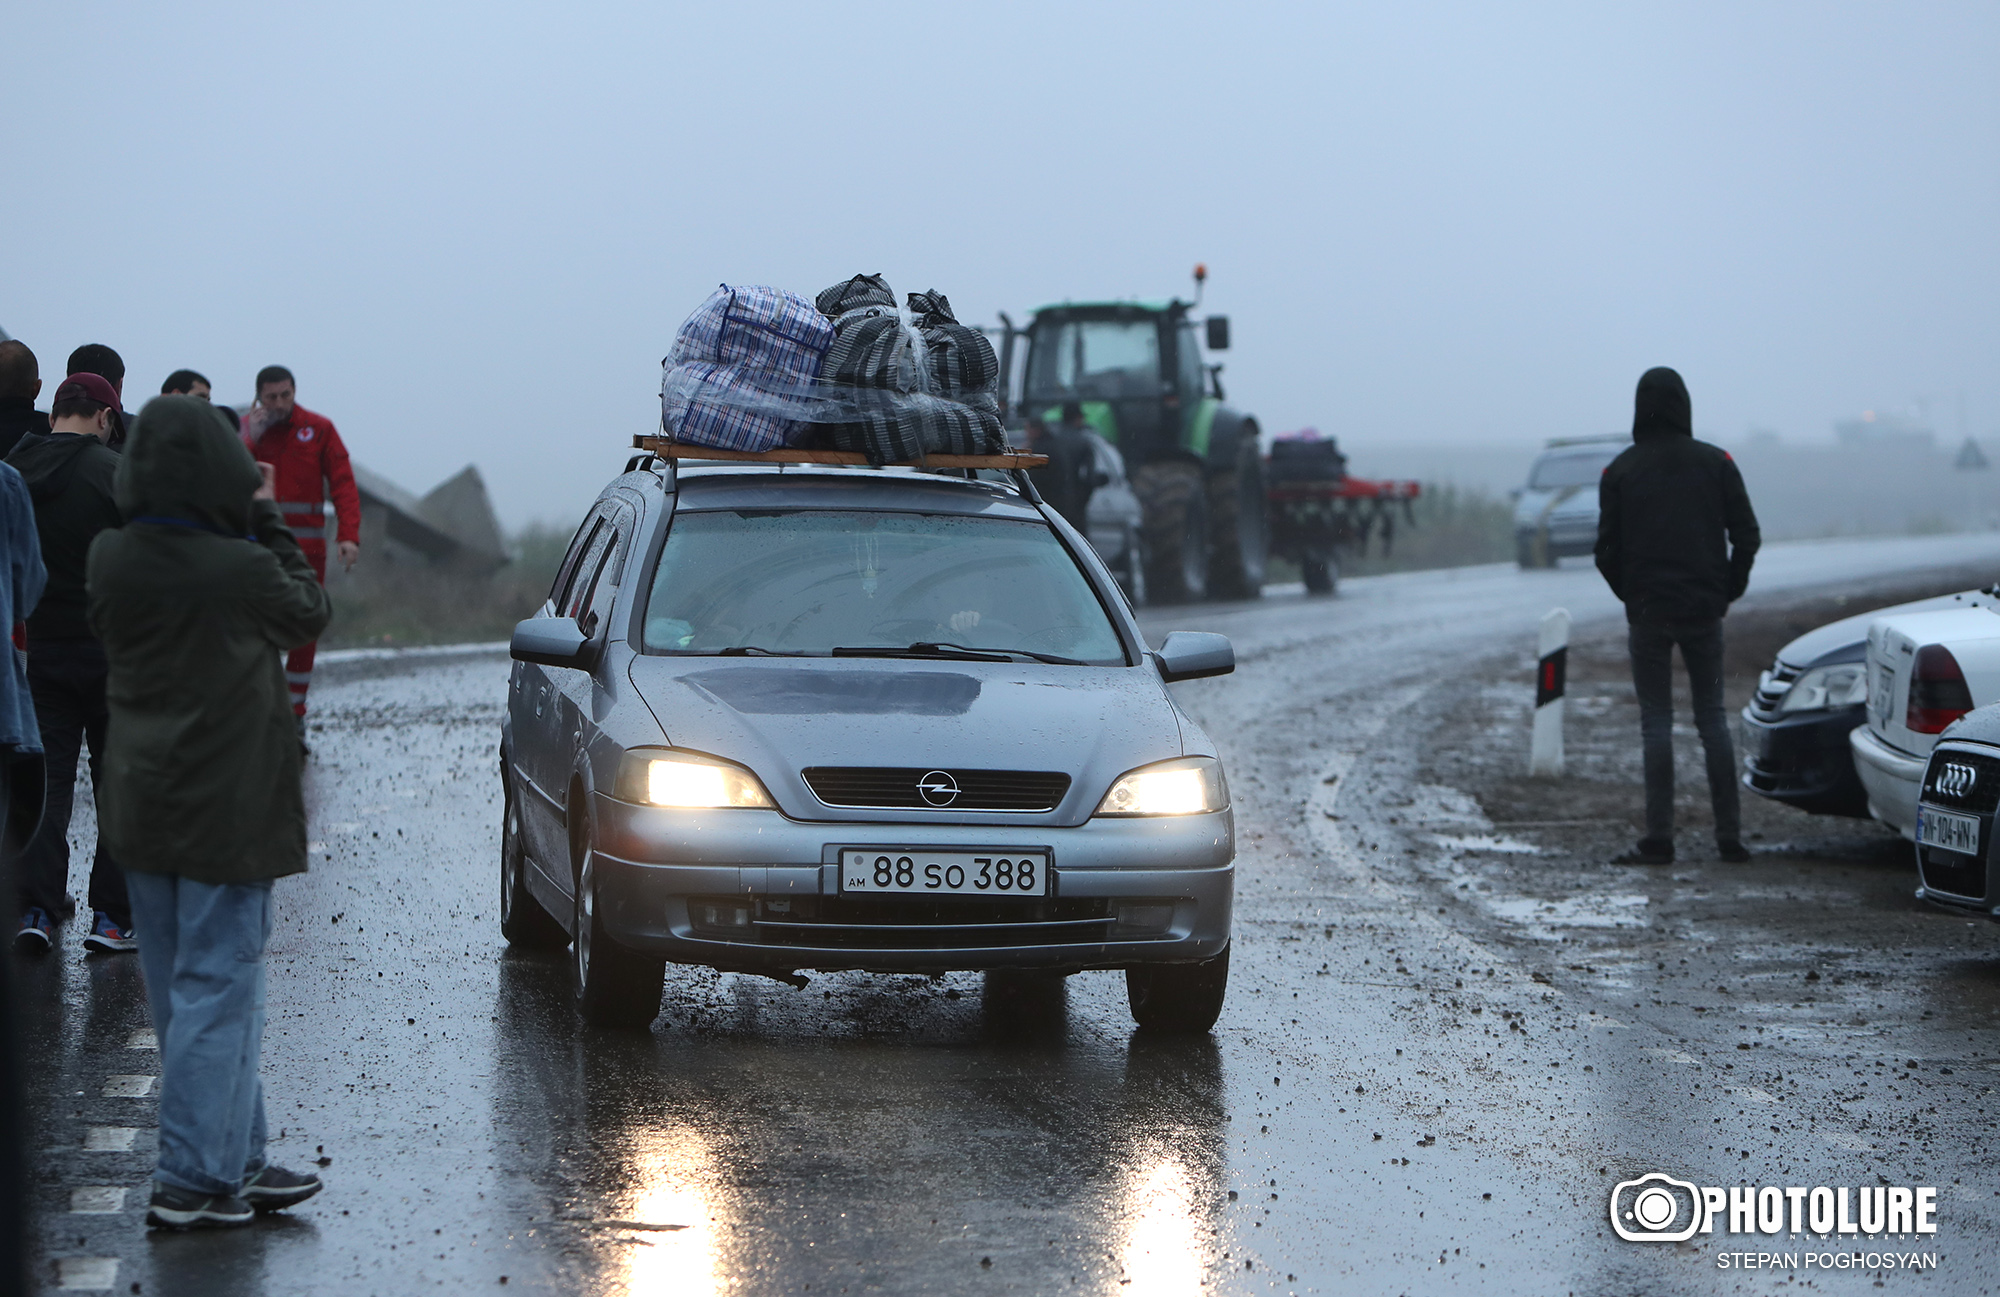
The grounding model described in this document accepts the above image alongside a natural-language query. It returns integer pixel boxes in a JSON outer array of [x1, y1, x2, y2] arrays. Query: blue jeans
[[124, 872, 271, 1196], [1628, 617, 1741, 845]]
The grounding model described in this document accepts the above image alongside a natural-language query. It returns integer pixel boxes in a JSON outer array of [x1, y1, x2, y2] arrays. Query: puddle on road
[[1428, 832, 1541, 854], [1482, 893, 1650, 939]]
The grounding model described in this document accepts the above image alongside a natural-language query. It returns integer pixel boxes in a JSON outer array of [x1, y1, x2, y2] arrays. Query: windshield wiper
[[830, 642, 1086, 666], [717, 645, 810, 656]]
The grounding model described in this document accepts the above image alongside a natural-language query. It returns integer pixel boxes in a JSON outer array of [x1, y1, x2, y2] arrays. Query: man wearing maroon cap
[[242, 366, 359, 743], [4, 372, 135, 953]]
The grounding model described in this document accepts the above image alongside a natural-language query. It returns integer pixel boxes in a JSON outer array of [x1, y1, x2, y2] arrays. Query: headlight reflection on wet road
[[1112, 1149, 1210, 1296], [618, 1128, 722, 1296]]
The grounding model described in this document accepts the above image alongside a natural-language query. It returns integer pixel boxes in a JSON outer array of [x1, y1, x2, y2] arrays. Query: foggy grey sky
[[4, 2, 1995, 531]]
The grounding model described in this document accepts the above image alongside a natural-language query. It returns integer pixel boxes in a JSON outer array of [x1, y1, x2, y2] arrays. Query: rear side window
[[549, 514, 605, 611], [641, 509, 1126, 664], [563, 524, 618, 624]]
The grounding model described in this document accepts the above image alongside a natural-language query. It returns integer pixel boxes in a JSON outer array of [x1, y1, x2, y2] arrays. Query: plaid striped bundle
[[660, 284, 834, 451], [811, 276, 1007, 465]]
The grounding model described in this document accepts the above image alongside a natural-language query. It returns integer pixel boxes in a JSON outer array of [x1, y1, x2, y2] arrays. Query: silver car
[[502, 460, 1236, 1032], [1513, 436, 1627, 568]]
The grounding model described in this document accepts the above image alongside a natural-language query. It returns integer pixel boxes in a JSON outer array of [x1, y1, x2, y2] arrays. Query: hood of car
[[625, 655, 1187, 825]]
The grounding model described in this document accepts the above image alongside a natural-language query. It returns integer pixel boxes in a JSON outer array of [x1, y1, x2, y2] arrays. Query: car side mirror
[[511, 616, 592, 669], [1155, 630, 1234, 683], [1205, 315, 1230, 351]]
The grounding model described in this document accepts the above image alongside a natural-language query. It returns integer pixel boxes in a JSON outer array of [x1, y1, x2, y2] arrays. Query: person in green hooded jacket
[[86, 394, 333, 1229]]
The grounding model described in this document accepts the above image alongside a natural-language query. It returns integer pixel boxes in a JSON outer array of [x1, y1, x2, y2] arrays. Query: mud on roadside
[[1366, 564, 2000, 1242]]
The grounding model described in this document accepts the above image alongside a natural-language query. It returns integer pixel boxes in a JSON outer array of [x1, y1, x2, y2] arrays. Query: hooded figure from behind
[[1594, 367, 1761, 867], [85, 395, 332, 1228]]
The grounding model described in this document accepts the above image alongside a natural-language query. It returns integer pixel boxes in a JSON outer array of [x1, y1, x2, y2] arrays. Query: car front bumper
[[1740, 703, 1871, 816], [1850, 725, 1926, 839], [589, 794, 1234, 974]]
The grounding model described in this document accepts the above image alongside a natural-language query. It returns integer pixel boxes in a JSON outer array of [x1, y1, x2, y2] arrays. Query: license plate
[[1918, 806, 1981, 856], [839, 849, 1050, 896], [1870, 664, 1895, 721]]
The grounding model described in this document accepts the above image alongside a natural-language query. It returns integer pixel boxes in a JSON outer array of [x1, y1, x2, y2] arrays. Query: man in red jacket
[[244, 366, 359, 740]]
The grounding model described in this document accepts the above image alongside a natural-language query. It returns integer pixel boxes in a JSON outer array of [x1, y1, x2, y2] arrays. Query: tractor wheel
[[1205, 439, 1268, 601], [1301, 553, 1338, 596], [1134, 462, 1210, 604]]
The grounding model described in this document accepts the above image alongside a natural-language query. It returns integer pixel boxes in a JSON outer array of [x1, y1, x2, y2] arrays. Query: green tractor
[[998, 270, 1267, 602]]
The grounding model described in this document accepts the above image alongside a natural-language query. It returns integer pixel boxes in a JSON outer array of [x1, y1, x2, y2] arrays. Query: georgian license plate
[[1918, 806, 1980, 856], [838, 849, 1050, 897]]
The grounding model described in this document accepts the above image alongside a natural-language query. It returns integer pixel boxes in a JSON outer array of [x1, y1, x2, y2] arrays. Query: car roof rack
[[626, 434, 1050, 504]]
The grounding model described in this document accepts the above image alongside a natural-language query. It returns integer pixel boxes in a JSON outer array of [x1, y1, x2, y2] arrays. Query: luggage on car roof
[[659, 284, 834, 452], [808, 274, 1007, 465]]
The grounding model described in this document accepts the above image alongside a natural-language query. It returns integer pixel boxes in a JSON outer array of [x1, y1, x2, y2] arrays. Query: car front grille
[[744, 896, 1116, 950], [1750, 662, 1801, 717], [1922, 750, 2000, 815], [1920, 845, 1987, 901], [801, 767, 1071, 812]]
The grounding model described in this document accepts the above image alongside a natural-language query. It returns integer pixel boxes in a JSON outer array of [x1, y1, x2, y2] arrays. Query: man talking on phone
[[241, 366, 359, 746]]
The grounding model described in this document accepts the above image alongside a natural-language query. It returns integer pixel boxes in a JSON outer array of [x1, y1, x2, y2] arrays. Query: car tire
[[570, 819, 665, 1029], [1125, 946, 1229, 1034], [1134, 461, 1210, 603], [499, 779, 567, 949], [1301, 552, 1338, 596], [1205, 439, 1268, 601]]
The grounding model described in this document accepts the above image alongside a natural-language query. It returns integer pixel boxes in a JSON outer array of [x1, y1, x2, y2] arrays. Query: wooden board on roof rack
[[631, 435, 1047, 470]]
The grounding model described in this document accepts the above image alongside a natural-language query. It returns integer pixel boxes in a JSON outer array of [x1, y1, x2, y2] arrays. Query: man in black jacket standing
[[1595, 367, 1761, 865], [6, 372, 135, 950]]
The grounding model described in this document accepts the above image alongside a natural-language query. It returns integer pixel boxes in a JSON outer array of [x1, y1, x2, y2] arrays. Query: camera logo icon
[[1609, 1172, 1703, 1242]]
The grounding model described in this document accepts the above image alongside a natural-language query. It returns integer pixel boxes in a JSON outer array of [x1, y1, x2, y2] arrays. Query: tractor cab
[[1001, 295, 1264, 602]]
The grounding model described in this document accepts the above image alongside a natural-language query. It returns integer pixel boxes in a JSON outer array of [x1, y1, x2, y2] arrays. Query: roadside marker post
[[1530, 607, 1570, 777]]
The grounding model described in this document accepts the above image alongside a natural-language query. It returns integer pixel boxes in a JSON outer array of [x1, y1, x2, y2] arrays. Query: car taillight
[[1906, 645, 1974, 734]]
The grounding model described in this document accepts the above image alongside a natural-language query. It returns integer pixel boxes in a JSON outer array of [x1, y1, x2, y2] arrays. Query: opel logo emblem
[[917, 770, 959, 807], [1938, 762, 1979, 799]]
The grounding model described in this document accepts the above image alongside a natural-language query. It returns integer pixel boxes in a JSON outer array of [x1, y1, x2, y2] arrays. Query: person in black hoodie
[[1594, 367, 1761, 866], [0, 341, 45, 459], [5, 371, 134, 951]]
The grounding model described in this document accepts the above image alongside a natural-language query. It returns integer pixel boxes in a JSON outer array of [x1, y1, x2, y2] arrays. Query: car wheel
[[570, 817, 665, 1029], [1125, 946, 1229, 1034], [1301, 552, 1337, 596], [1134, 461, 1210, 603], [1205, 439, 1268, 600], [499, 780, 567, 949]]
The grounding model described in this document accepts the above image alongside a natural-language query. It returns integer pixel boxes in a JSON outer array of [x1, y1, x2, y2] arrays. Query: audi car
[[501, 458, 1236, 1032], [1742, 589, 1993, 817], [1913, 706, 2000, 921], [1853, 602, 2000, 838]]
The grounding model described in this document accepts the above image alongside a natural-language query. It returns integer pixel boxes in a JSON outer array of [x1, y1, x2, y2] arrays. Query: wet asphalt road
[[19, 533, 2000, 1296]]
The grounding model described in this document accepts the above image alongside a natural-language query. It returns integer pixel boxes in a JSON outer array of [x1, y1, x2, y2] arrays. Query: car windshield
[[1529, 450, 1619, 489], [641, 509, 1127, 664], [1025, 319, 1160, 400]]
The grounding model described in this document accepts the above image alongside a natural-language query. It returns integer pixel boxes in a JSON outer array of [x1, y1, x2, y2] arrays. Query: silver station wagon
[[501, 457, 1237, 1031]]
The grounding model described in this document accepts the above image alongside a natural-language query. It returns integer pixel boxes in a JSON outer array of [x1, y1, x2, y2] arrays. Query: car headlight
[[1779, 664, 1868, 714], [1095, 757, 1229, 817], [615, 749, 774, 808]]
